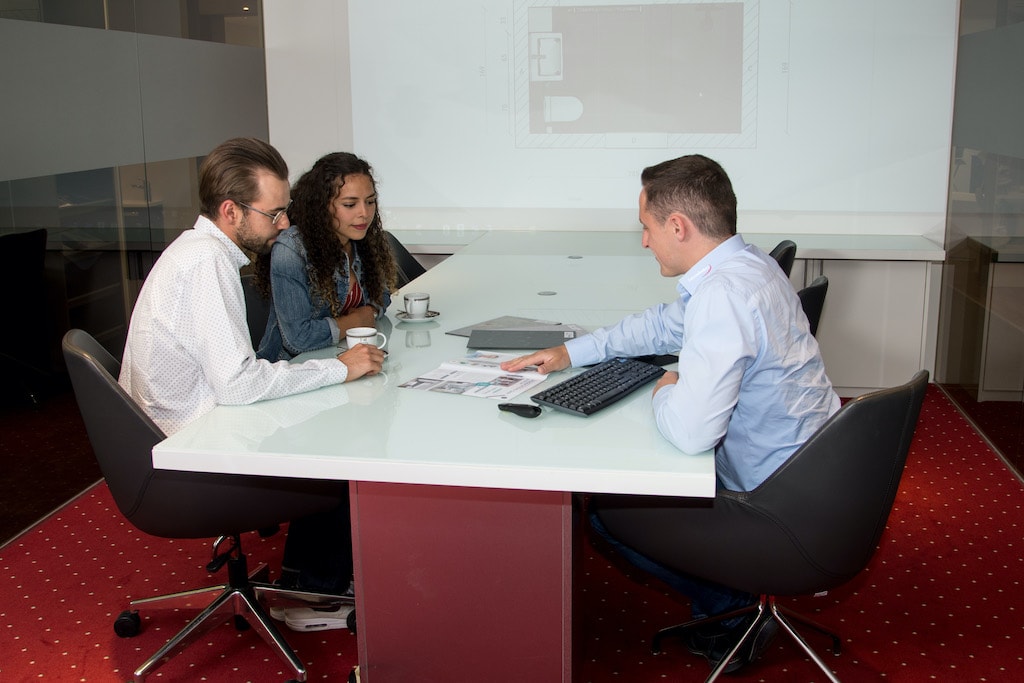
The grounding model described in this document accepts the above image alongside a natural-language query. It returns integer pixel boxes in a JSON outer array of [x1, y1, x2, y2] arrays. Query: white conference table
[[153, 230, 715, 682]]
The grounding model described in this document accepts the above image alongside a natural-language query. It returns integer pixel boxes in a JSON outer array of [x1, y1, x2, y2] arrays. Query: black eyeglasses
[[236, 199, 292, 226]]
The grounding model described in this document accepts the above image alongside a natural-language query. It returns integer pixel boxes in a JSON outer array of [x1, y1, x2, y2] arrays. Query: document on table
[[399, 351, 546, 400]]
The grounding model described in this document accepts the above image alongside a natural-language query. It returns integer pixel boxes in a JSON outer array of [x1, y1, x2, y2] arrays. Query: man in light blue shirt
[[502, 154, 839, 673]]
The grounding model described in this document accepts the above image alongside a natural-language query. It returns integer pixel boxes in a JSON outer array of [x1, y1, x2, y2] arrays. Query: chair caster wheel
[[347, 609, 357, 634], [114, 610, 141, 638]]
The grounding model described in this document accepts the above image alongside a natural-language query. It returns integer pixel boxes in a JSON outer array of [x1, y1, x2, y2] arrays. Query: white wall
[[264, 0, 353, 183], [263, 0, 958, 238]]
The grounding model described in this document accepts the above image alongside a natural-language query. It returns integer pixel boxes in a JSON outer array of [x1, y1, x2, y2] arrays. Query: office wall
[[264, 0, 959, 238]]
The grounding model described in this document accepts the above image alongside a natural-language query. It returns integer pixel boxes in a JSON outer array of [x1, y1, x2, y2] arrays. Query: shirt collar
[[194, 215, 251, 268], [676, 234, 747, 297]]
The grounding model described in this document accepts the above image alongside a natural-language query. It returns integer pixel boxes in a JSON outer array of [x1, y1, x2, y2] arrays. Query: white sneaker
[[283, 603, 354, 632], [268, 601, 345, 622]]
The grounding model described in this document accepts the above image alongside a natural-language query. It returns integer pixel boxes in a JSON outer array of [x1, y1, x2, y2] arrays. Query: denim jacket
[[257, 227, 390, 361]]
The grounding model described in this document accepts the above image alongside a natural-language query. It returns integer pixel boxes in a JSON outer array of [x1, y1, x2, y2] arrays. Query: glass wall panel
[[0, 0, 262, 45], [938, 1, 1024, 473], [0, 1, 266, 402]]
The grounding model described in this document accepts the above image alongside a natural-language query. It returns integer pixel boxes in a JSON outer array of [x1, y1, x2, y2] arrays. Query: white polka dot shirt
[[119, 216, 348, 435]]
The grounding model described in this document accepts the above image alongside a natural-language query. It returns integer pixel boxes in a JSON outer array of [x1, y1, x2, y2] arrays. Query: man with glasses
[[120, 137, 384, 435]]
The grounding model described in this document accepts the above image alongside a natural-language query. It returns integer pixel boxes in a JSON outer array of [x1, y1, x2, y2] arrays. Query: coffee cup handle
[[376, 332, 388, 348]]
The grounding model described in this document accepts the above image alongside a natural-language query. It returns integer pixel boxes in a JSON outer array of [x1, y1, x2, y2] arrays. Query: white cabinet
[[796, 259, 939, 397]]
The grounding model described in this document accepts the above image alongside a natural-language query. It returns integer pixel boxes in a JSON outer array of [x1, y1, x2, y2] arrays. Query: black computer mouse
[[498, 403, 542, 418]]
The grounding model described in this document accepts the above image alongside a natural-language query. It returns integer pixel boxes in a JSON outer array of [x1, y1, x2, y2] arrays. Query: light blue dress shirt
[[566, 234, 840, 492]]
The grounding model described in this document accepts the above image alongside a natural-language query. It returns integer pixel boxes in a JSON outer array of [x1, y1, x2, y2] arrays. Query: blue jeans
[[589, 511, 754, 628]]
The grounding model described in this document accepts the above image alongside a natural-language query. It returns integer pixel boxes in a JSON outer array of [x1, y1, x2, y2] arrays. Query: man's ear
[[219, 199, 241, 224], [666, 212, 692, 242]]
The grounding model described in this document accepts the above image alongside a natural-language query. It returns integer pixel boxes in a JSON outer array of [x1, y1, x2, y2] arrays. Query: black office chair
[[592, 370, 929, 682], [61, 328, 351, 683], [798, 275, 829, 337], [240, 273, 271, 347], [385, 230, 427, 288], [769, 239, 797, 278]]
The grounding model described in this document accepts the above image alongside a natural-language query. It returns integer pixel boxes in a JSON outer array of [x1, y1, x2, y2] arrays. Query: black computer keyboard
[[530, 357, 666, 416]]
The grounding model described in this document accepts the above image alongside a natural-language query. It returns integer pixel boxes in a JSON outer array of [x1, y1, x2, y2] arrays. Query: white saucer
[[396, 310, 440, 323]]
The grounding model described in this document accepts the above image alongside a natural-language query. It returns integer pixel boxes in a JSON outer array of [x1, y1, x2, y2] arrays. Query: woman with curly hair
[[255, 152, 398, 360]]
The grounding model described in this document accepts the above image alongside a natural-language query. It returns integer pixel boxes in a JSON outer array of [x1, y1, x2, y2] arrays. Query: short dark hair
[[198, 137, 289, 218], [640, 155, 737, 241]]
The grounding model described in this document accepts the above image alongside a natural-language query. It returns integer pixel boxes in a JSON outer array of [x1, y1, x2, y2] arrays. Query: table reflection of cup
[[403, 292, 430, 318], [405, 329, 431, 348]]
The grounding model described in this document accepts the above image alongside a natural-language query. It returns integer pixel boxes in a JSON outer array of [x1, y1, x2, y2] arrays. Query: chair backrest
[[240, 273, 271, 347], [729, 370, 929, 594], [386, 231, 427, 288], [62, 329, 347, 539], [769, 239, 797, 278], [61, 328, 166, 523], [797, 275, 828, 336]]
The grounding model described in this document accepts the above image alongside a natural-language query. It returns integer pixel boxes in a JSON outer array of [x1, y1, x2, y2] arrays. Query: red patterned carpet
[[2, 385, 1022, 682]]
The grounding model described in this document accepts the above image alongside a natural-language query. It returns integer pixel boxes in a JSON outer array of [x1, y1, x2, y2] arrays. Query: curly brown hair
[[255, 152, 397, 312]]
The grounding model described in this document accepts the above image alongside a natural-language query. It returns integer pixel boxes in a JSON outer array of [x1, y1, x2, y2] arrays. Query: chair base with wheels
[[652, 594, 842, 683], [61, 328, 354, 683], [117, 533, 352, 683]]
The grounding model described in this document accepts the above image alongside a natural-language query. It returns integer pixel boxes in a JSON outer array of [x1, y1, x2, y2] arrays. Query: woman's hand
[[334, 305, 377, 334]]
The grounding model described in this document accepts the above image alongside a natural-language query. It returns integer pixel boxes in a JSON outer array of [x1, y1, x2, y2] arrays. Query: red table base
[[351, 482, 580, 682]]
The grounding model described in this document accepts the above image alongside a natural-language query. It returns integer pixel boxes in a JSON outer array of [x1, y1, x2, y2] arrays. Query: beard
[[236, 213, 275, 255]]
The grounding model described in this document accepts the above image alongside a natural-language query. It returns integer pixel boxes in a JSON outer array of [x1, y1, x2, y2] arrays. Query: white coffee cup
[[404, 292, 430, 318], [345, 326, 387, 349]]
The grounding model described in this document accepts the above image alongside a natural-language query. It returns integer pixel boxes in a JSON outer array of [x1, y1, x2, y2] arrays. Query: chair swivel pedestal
[[651, 594, 842, 683], [125, 534, 352, 683]]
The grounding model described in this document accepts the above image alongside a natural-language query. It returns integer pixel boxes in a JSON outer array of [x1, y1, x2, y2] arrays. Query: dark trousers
[[281, 486, 353, 594]]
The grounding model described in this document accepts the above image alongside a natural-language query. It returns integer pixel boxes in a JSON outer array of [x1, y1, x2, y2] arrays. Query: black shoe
[[684, 624, 746, 674], [745, 617, 780, 664], [701, 615, 779, 675]]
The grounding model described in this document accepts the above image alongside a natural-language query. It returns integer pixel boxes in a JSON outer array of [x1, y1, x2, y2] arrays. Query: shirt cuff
[[565, 335, 602, 367], [327, 317, 340, 344]]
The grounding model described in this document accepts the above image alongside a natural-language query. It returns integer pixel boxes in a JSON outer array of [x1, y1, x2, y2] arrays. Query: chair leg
[[775, 603, 842, 655], [230, 585, 308, 681], [128, 552, 349, 682], [132, 584, 253, 682], [770, 599, 841, 683], [651, 595, 844, 683], [651, 602, 758, 654]]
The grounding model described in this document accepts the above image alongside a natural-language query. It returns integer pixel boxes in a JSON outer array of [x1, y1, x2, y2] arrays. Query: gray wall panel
[[138, 34, 269, 163], [0, 19, 146, 181]]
